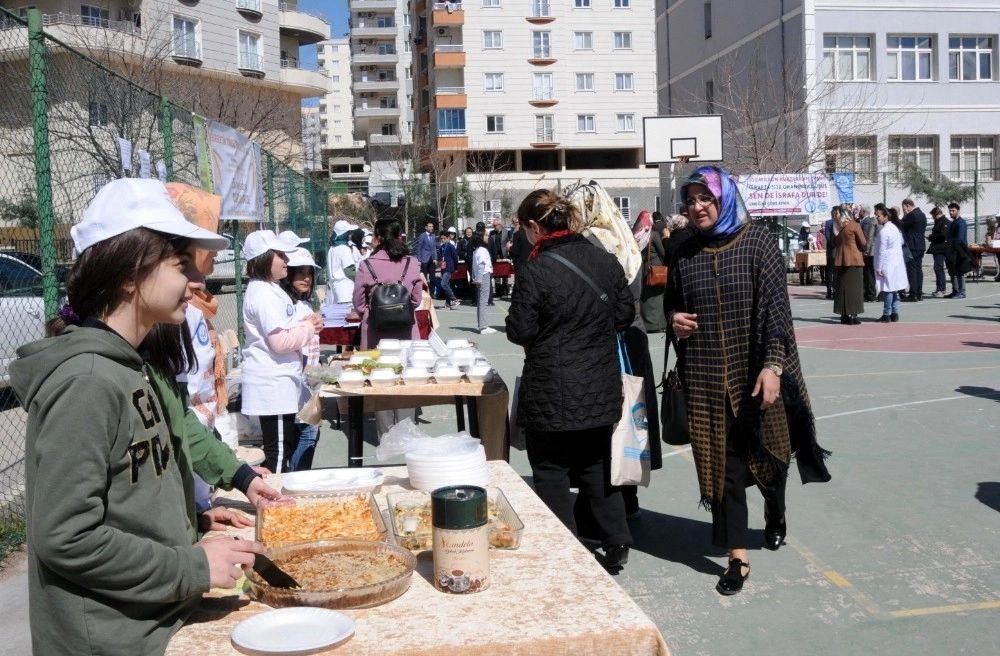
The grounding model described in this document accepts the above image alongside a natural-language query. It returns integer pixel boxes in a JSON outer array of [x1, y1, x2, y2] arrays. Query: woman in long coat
[[832, 206, 867, 324], [873, 203, 909, 322], [664, 166, 831, 596]]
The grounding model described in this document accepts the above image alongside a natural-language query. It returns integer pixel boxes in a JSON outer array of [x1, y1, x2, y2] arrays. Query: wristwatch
[[764, 364, 783, 377]]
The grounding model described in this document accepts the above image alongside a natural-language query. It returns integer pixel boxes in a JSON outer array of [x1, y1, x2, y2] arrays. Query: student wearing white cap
[[326, 219, 361, 324], [278, 247, 323, 470], [241, 230, 322, 473]]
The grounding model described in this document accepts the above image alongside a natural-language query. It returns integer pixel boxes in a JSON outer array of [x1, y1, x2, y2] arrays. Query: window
[[574, 32, 593, 50], [486, 115, 505, 133], [576, 73, 595, 91], [531, 0, 550, 17], [483, 0, 501, 6], [822, 35, 872, 81], [381, 123, 397, 136], [333, 119, 343, 127], [88, 102, 109, 127], [238, 31, 262, 71], [577, 115, 595, 132], [887, 36, 933, 81], [533, 72, 553, 100], [889, 135, 938, 178], [705, 79, 714, 113], [334, 104, 342, 113], [532, 31, 551, 58], [824, 136, 877, 183], [18, 6, 36, 19], [949, 37, 993, 81], [574, 0, 591, 7], [613, 196, 631, 221], [951, 136, 995, 181], [484, 31, 502, 49], [616, 113, 635, 132], [80, 4, 109, 28], [614, 73, 634, 91], [535, 115, 554, 142], [331, 75, 340, 83], [437, 109, 466, 135], [331, 45, 339, 52], [376, 16, 394, 28], [485, 73, 504, 91], [614, 0, 630, 7], [704, 1, 712, 39], [377, 43, 395, 55], [334, 135, 343, 143], [173, 17, 199, 59], [614, 32, 632, 50], [483, 199, 502, 220]]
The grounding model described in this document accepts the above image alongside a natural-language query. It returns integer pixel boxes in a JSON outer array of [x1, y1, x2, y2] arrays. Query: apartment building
[[348, 0, 415, 196], [656, 0, 1000, 212], [317, 35, 369, 191], [409, 0, 661, 224]]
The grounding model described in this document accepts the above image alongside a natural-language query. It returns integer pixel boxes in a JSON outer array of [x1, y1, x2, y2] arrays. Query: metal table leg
[[454, 397, 466, 433], [466, 396, 480, 438], [347, 396, 364, 468]]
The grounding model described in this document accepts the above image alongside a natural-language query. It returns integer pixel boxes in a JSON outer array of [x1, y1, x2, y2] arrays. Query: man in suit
[[487, 218, 508, 299], [858, 205, 879, 302], [900, 198, 927, 301], [944, 202, 970, 299], [823, 215, 837, 299], [416, 220, 438, 293]]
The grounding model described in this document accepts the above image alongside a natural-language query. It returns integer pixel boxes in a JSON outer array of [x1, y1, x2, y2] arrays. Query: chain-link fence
[[0, 8, 329, 522]]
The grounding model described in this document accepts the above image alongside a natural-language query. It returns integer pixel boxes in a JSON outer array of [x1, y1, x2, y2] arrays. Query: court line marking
[[815, 390, 1000, 420], [889, 600, 1000, 618], [808, 365, 1000, 379], [787, 539, 886, 619]]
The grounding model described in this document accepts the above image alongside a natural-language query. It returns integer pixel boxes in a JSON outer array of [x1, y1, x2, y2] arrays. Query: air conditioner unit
[[365, 39, 375, 45], [436, 28, 448, 36], [367, 12, 375, 18]]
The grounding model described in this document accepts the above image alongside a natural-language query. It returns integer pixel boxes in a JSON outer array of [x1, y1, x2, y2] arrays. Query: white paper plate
[[281, 469, 384, 494], [231, 607, 355, 654]]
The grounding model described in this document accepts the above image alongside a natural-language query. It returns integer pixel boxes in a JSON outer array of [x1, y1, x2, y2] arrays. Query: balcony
[[356, 104, 401, 118], [353, 51, 399, 65], [236, 0, 264, 19], [354, 78, 400, 92], [352, 0, 398, 10], [279, 1, 330, 45], [529, 87, 558, 107], [432, 3, 465, 27], [280, 58, 329, 97], [433, 44, 465, 68], [436, 133, 469, 150], [369, 133, 403, 145], [531, 128, 557, 148], [435, 87, 467, 109], [351, 24, 398, 39], [527, 0, 555, 24], [172, 38, 203, 66], [238, 52, 265, 77]]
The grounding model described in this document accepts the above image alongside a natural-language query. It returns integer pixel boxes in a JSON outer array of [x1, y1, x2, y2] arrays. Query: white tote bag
[[610, 337, 651, 487]]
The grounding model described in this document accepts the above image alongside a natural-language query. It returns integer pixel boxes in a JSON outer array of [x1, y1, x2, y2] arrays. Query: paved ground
[[1, 275, 998, 655]]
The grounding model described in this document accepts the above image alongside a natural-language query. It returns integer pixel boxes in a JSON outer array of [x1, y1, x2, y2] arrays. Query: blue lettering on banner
[[286, 304, 294, 316], [196, 319, 210, 346]]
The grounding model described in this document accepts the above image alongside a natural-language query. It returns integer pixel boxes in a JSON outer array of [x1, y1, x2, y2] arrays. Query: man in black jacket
[[900, 198, 927, 301], [487, 218, 509, 299], [926, 206, 950, 297]]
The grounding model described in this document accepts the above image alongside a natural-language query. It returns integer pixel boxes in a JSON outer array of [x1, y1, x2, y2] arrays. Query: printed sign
[[833, 172, 855, 204], [733, 173, 833, 216], [118, 138, 132, 172], [205, 120, 263, 222]]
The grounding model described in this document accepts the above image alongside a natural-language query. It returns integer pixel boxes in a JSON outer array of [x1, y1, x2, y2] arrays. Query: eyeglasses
[[684, 193, 715, 207]]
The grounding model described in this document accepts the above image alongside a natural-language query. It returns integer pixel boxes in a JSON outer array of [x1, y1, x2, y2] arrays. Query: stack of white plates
[[406, 444, 490, 490]]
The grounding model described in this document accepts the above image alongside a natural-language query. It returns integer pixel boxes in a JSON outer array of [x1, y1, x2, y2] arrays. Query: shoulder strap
[[362, 257, 380, 284], [540, 251, 609, 304], [397, 257, 411, 284]]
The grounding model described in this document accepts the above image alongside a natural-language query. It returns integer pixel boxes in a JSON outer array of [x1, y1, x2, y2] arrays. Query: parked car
[[0, 249, 68, 283], [0, 253, 47, 388], [204, 247, 248, 293]]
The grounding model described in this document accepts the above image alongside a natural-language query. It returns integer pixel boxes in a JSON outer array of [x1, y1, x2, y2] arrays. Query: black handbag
[[660, 339, 690, 445], [363, 257, 415, 331]]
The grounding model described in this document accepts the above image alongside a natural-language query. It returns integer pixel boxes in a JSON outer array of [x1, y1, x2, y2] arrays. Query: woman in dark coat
[[665, 166, 830, 596], [506, 188, 636, 570], [832, 206, 867, 324], [637, 211, 668, 333]]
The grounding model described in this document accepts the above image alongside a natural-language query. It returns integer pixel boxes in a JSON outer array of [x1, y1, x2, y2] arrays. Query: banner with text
[[205, 120, 263, 222], [734, 173, 833, 216]]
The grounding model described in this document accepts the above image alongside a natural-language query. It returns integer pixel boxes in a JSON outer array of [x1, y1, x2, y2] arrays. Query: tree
[[0, 191, 43, 228], [464, 147, 514, 222], [901, 163, 980, 207]]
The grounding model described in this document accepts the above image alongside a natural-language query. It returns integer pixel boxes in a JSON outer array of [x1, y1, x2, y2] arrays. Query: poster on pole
[[832, 172, 855, 204], [205, 120, 263, 222], [733, 173, 833, 216], [193, 115, 213, 192]]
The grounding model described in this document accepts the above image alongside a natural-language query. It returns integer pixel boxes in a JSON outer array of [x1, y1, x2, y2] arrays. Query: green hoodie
[[10, 326, 211, 656]]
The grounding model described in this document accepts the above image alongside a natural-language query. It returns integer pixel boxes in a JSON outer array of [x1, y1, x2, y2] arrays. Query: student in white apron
[[241, 230, 322, 473], [279, 245, 323, 470]]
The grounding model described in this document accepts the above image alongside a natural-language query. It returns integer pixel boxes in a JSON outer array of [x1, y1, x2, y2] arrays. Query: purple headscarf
[[680, 166, 748, 239]]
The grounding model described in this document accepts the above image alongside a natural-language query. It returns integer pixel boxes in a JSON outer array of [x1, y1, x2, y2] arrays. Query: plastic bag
[[375, 417, 481, 462]]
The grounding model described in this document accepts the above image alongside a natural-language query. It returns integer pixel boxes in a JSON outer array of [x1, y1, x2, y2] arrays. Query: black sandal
[[716, 558, 750, 595]]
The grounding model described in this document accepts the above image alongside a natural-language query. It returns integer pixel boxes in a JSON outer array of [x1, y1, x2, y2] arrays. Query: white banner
[[734, 173, 833, 216], [138, 149, 151, 179], [117, 138, 132, 172], [206, 121, 263, 222]]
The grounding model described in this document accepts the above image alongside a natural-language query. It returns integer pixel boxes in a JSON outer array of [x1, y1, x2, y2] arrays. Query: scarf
[[632, 210, 652, 251], [528, 229, 574, 260], [331, 230, 352, 248], [681, 166, 748, 239]]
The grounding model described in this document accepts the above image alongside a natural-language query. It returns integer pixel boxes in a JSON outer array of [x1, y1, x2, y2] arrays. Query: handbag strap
[[540, 251, 609, 304]]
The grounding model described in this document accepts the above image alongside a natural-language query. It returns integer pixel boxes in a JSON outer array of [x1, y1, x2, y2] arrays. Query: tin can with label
[[431, 485, 490, 594]]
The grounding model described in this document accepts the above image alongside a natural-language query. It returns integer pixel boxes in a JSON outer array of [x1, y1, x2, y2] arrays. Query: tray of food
[[386, 487, 524, 551], [248, 539, 416, 609], [256, 491, 387, 548]]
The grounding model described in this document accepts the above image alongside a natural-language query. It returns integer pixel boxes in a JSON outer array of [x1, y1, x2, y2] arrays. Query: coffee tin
[[431, 486, 490, 593]]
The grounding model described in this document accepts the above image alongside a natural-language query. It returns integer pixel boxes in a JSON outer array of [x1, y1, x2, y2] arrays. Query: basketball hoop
[[675, 154, 699, 165]]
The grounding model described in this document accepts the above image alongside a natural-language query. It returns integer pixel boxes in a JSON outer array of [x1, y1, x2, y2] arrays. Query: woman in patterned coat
[[664, 166, 831, 596]]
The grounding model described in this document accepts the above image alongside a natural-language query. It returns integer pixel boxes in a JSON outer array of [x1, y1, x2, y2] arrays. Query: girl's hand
[[195, 536, 265, 589], [307, 314, 323, 334], [198, 507, 255, 532], [246, 476, 281, 507]]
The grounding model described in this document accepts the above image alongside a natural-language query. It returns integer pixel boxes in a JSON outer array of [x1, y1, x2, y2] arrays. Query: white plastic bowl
[[401, 367, 431, 385], [368, 369, 398, 387], [338, 370, 365, 389]]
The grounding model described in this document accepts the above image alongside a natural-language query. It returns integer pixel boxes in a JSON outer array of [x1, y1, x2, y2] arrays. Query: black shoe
[[877, 315, 891, 323], [716, 558, 750, 595], [603, 544, 630, 569], [900, 295, 915, 302], [763, 498, 786, 551], [944, 292, 956, 298], [890, 313, 899, 322], [849, 315, 861, 325], [840, 315, 850, 325]]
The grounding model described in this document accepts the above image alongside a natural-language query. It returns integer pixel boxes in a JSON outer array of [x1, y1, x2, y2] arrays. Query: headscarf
[[666, 214, 689, 231], [563, 179, 642, 283], [631, 210, 652, 251], [680, 166, 748, 239]]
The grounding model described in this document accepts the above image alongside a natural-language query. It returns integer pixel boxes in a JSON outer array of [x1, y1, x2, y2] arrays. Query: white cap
[[333, 219, 359, 236], [362, 234, 373, 247], [277, 230, 310, 246], [446, 226, 457, 234], [801, 220, 810, 228], [72, 178, 230, 255], [243, 229, 296, 261], [287, 247, 320, 269]]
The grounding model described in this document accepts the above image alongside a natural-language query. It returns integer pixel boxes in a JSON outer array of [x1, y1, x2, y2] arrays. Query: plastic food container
[[281, 469, 384, 495], [256, 491, 387, 548], [348, 355, 368, 365], [401, 367, 431, 385], [450, 348, 476, 368], [338, 370, 365, 389], [466, 364, 494, 383], [433, 364, 462, 385], [386, 487, 523, 551], [410, 350, 437, 368], [446, 339, 471, 349], [368, 369, 398, 387], [248, 540, 416, 609], [378, 355, 402, 367], [377, 339, 402, 356]]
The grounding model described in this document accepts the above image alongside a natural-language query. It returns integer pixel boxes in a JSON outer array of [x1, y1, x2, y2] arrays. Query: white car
[[0, 253, 47, 388], [204, 248, 248, 293]]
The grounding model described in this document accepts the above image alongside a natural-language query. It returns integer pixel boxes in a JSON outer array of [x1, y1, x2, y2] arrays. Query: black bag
[[363, 257, 415, 331], [660, 338, 689, 445]]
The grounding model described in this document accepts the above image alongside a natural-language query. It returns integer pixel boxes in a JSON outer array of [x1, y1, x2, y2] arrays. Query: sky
[[298, 0, 350, 106]]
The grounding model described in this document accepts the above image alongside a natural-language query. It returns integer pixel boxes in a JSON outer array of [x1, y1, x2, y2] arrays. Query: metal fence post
[[161, 97, 174, 180], [28, 8, 58, 320], [288, 166, 298, 235], [232, 222, 245, 344], [973, 169, 980, 242], [266, 152, 276, 232]]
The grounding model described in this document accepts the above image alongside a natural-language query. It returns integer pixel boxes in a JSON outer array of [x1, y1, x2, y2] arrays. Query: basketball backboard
[[642, 115, 723, 164]]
